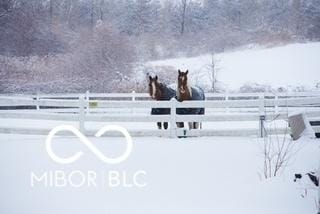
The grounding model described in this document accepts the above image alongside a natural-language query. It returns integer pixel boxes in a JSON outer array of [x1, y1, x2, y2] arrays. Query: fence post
[[36, 92, 40, 110], [85, 90, 90, 114], [318, 161, 320, 214], [79, 95, 85, 133], [170, 99, 177, 138], [225, 92, 229, 113], [275, 94, 279, 114], [132, 90, 136, 101], [259, 94, 266, 138], [131, 91, 136, 114]]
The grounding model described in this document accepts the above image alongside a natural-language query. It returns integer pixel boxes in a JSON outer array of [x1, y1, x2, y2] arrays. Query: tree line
[[0, 0, 319, 93]]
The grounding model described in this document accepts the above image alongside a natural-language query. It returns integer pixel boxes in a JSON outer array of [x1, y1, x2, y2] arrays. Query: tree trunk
[[180, 0, 187, 35]]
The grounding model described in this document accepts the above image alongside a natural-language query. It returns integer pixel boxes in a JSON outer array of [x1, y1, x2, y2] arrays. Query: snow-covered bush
[[260, 122, 298, 179], [239, 82, 273, 93], [0, 21, 137, 93], [60, 22, 136, 92]]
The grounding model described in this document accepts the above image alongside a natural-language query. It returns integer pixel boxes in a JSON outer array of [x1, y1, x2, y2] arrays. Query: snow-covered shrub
[[57, 22, 136, 92], [146, 66, 177, 85], [260, 122, 298, 179], [0, 21, 137, 93], [239, 82, 273, 93]]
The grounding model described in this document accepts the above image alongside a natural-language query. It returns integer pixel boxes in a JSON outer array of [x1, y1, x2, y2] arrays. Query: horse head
[[177, 69, 191, 100], [148, 75, 162, 100]]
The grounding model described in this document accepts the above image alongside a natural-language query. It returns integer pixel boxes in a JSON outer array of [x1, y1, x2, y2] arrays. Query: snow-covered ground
[[0, 133, 319, 214], [1, 42, 320, 213], [0, 118, 287, 132], [148, 42, 320, 91]]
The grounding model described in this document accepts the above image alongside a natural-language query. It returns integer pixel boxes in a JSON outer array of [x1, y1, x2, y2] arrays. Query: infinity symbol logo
[[45, 125, 133, 164]]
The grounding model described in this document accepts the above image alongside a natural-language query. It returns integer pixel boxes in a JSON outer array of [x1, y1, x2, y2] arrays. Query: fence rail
[[2, 91, 320, 99], [0, 91, 319, 137]]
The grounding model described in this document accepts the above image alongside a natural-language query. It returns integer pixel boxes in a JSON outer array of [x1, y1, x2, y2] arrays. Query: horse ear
[[186, 70, 189, 75], [149, 76, 152, 81], [155, 75, 158, 80], [178, 69, 181, 74]]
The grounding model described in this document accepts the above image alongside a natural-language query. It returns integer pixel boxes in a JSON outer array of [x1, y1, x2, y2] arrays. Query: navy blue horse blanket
[[151, 85, 176, 115], [177, 86, 205, 115]]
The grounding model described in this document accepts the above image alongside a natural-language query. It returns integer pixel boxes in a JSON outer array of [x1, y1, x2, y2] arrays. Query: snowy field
[[1, 41, 319, 213], [0, 118, 288, 135], [2, 1, 320, 213], [148, 42, 320, 90], [0, 133, 319, 214]]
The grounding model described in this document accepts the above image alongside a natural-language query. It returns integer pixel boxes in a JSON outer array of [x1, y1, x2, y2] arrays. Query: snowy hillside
[[148, 43, 320, 91]]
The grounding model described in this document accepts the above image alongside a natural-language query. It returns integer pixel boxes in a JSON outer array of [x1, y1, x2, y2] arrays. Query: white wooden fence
[[0, 91, 319, 137]]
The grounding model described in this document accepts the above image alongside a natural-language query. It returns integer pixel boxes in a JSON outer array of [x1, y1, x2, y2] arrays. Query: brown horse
[[177, 69, 205, 129], [177, 70, 191, 101], [148, 75, 176, 129]]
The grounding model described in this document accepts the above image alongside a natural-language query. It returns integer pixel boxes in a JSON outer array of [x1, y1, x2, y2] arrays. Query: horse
[[148, 75, 177, 129], [176, 69, 205, 129]]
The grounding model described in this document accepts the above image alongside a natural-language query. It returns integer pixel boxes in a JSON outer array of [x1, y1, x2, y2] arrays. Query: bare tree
[[261, 122, 299, 179], [180, 0, 188, 35], [49, 0, 53, 21], [207, 54, 220, 92], [90, 0, 95, 28], [99, 0, 104, 20], [0, 0, 15, 18]]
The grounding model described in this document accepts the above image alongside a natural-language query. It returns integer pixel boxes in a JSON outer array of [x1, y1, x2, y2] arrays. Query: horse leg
[[176, 122, 184, 128], [194, 122, 200, 129], [157, 122, 162, 129], [164, 122, 168, 130]]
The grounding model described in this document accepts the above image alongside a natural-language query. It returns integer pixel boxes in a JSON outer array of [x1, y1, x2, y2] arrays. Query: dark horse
[[177, 69, 205, 129], [148, 75, 176, 129]]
